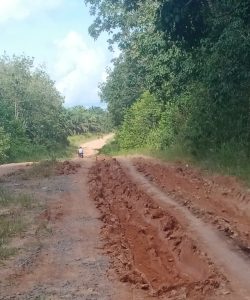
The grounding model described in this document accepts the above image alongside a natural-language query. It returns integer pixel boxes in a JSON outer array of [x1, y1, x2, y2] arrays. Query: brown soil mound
[[55, 161, 81, 176], [133, 158, 250, 253], [89, 158, 225, 299]]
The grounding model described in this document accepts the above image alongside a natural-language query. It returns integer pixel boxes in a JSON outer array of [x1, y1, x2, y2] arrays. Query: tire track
[[89, 158, 230, 299], [119, 158, 250, 299]]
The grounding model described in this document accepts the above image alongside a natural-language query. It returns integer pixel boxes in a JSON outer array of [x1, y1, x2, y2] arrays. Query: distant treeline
[[0, 54, 112, 163], [86, 0, 250, 176]]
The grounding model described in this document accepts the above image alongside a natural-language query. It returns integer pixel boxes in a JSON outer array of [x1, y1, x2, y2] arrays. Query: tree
[[85, 0, 250, 158], [67, 106, 112, 135], [99, 55, 145, 126], [118, 92, 162, 149], [0, 54, 69, 161]]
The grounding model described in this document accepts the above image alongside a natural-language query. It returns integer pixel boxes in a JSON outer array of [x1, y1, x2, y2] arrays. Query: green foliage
[[100, 56, 145, 126], [0, 54, 69, 162], [99, 139, 120, 155], [147, 99, 188, 150], [0, 53, 113, 163], [85, 0, 250, 182], [115, 89, 190, 151], [0, 127, 10, 162], [157, 0, 210, 48], [117, 92, 162, 149], [67, 106, 112, 135]]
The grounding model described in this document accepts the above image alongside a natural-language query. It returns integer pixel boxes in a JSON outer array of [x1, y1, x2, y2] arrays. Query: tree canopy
[[85, 0, 250, 162]]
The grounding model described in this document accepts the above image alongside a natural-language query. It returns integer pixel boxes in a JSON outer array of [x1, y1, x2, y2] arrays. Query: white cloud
[[0, 0, 62, 23], [53, 31, 111, 107]]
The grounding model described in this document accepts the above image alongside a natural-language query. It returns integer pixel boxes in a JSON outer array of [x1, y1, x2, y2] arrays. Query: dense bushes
[[0, 55, 69, 163], [86, 0, 250, 174], [117, 92, 162, 149]]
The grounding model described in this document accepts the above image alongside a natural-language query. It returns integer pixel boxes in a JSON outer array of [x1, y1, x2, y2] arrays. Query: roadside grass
[[194, 150, 250, 185], [7, 143, 71, 163], [0, 188, 33, 208], [20, 159, 59, 180], [155, 144, 250, 185], [0, 188, 34, 260], [98, 137, 118, 156], [100, 139, 250, 186], [0, 215, 24, 260]]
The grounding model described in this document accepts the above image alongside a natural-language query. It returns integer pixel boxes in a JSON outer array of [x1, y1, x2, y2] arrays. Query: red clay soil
[[133, 158, 250, 253], [88, 158, 226, 299], [55, 161, 81, 175]]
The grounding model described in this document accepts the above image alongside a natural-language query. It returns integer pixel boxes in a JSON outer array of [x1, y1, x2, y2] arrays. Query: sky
[[0, 0, 114, 107]]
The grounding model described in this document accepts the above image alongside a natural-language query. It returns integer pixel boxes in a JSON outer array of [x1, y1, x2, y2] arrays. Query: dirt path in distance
[[80, 133, 114, 157]]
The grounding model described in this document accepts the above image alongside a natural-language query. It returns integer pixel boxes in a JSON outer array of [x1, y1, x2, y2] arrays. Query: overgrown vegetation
[[86, 0, 250, 182], [0, 188, 33, 260], [67, 106, 112, 135], [0, 55, 68, 163], [0, 54, 112, 163], [0, 188, 33, 208], [19, 160, 59, 179]]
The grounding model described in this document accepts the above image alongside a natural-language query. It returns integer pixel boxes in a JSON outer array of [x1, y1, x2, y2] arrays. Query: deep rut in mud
[[89, 158, 230, 299], [133, 157, 250, 253], [1, 149, 249, 299], [120, 159, 250, 298]]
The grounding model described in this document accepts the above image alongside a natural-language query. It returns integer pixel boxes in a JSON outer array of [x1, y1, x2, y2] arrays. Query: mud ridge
[[89, 158, 227, 299], [133, 158, 250, 253]]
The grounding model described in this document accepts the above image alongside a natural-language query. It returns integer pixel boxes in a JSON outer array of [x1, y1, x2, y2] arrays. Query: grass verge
[[100, 139, 250, 186], [0, 188, 34, 260], [19, 159, 59, 180], [0, 189, 33, 208]]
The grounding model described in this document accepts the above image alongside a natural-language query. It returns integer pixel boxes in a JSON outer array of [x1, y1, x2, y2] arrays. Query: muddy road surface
[[0, 139, 250, 299]]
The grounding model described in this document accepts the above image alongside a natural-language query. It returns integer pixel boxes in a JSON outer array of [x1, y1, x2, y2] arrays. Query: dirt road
[[0, 137, 250, 299], [80, 133, 114, 158]]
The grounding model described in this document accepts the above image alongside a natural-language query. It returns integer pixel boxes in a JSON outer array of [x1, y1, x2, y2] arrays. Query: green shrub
[[117, 92, 162, 149], [0, 127, 10, 163], [100, 139, 120, 155]]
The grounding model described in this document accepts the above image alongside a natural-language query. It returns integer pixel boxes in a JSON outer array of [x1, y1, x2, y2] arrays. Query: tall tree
[[0, 54, 69, 161]]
